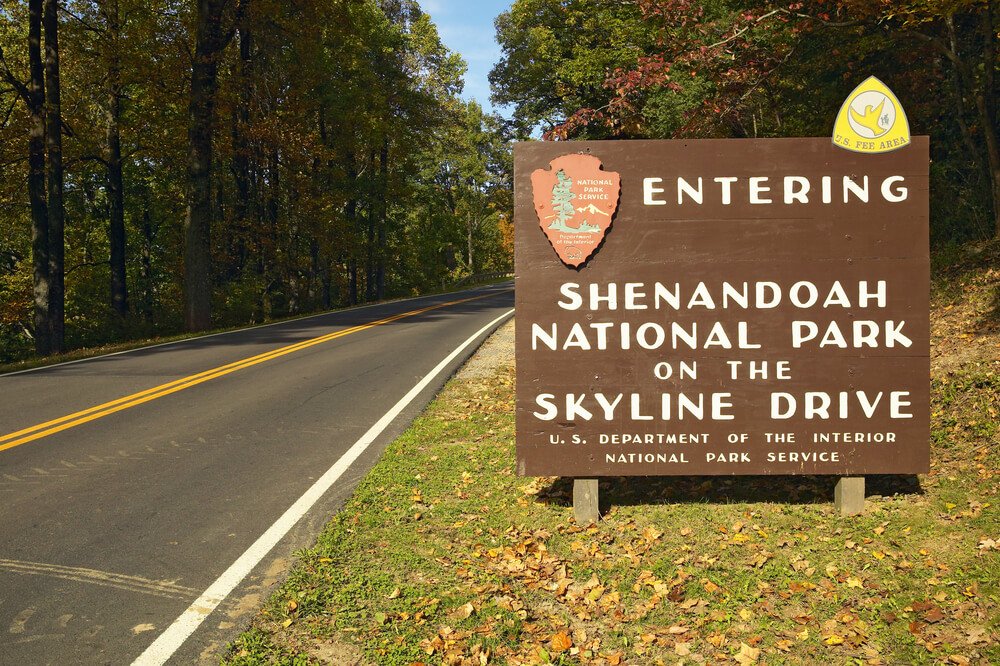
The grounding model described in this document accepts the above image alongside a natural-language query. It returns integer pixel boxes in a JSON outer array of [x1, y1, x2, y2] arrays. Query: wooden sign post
[[514, 139, 930, 521]]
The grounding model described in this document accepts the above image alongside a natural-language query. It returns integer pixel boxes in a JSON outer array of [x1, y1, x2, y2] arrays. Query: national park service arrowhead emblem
[[531, 154, 620, 268], [833, 76, 911, 154]]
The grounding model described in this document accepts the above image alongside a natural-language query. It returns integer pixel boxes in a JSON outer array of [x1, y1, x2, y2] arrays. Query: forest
[[0, 0, 513, 361], [1, 0, 997, 363], [491, 0, 997, 236]]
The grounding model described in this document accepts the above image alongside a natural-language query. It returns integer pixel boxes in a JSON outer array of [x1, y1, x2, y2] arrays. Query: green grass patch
[[223, 348, 998, 665]]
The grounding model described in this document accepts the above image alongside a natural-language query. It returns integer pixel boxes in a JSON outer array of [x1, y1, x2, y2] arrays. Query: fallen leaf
[[735, 642, 760, 665], [388, 588, 401, 599], [965, 627, 988, 644], [824, 634, 845, 646], [923, 606, 945, 624], [550, 631, 572, 653], [643, 525, 664, 541]]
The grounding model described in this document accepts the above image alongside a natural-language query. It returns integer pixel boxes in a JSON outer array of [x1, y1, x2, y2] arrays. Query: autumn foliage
[[0, 0, 512, 362], [492, 0, 998, 241]]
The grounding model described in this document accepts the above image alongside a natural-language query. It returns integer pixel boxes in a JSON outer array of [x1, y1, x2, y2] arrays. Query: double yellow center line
[[0, 292, 501, 454]]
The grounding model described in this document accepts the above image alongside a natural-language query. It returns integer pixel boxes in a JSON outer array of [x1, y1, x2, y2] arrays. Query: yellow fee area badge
[[833, 76, 911, 153]]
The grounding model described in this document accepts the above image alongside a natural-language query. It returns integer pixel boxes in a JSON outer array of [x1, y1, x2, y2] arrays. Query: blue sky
[[421, 0, 513, 115]]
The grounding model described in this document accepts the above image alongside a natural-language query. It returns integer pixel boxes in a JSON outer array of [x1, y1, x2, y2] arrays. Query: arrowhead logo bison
[[530, 154, 620, 268]]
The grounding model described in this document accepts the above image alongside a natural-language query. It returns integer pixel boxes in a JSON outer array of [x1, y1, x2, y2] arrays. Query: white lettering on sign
[[555, 281, 887, 311], [640, 174, 908, 206]]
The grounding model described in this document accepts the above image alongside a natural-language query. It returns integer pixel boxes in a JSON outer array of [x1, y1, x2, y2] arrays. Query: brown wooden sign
[[515, 138, 929, 477]]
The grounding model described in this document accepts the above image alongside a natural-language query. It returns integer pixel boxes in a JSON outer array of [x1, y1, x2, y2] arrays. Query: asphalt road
[[0, 283, 513, 665]]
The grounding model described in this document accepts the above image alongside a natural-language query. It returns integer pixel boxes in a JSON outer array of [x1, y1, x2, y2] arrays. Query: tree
[[184, 0, 240, 331], [492, 0, 999, 239], [43, 0, 64, 352], [0, 0, 51, 355], [0, 0, 514, 362]]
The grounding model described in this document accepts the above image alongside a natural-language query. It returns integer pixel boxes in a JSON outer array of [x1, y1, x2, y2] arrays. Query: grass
[[222, 245, 998, 666]]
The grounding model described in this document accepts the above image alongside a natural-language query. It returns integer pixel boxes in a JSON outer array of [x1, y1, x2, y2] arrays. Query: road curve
[[0, 283, 513, 665]]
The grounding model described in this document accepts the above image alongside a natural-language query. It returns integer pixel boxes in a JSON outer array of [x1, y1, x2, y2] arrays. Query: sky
[[420, 0, 513, 115]]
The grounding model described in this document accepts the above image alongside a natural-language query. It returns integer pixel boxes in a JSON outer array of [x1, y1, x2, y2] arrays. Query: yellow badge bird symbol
[[849, 98, 889, 137]]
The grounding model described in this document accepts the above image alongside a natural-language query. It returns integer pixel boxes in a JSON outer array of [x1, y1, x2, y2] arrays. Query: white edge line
[[131, 307, 514, 666], [1, 282, 513, 378]]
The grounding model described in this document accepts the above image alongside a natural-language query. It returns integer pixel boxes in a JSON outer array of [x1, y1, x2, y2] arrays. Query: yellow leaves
[[734, 642, 761, 665], [702, 579, 721, 594], [549, 630, 572, 653], [796, 628, 810, 641], [449, 602, 475, 622], [824, 633, 845, 646], [846, 577, 864, 588], [281, 618, 293, 628], [388, 587, 401, 599], [286, 599, 298, 612], [738, 608, 753, 621], [641, 525, 663, 542]]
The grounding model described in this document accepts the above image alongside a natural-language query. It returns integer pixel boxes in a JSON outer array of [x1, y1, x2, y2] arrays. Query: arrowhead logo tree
[[530, 154, 620, 268]]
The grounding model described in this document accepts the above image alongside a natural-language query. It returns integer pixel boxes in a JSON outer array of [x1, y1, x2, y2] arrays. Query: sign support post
[[834, 476, 866, 516], [573, 478, 600, 524]]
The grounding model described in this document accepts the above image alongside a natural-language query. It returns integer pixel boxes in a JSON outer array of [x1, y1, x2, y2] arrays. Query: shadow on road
[[17, 284, 514, 377]]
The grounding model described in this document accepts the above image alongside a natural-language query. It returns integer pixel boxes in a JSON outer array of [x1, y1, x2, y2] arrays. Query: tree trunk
[[184, 0, 230, 331], [345, 150, 358, 305], [140, 182, 154, 322], [978, 2, 999, 236], [28, 0, 50, 355], [43, 0, 64, 353], [105, 0, 127, 317], [231, 16, 252, 275], [467, 218, 474, 273], [376, 140, 387, 300]]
